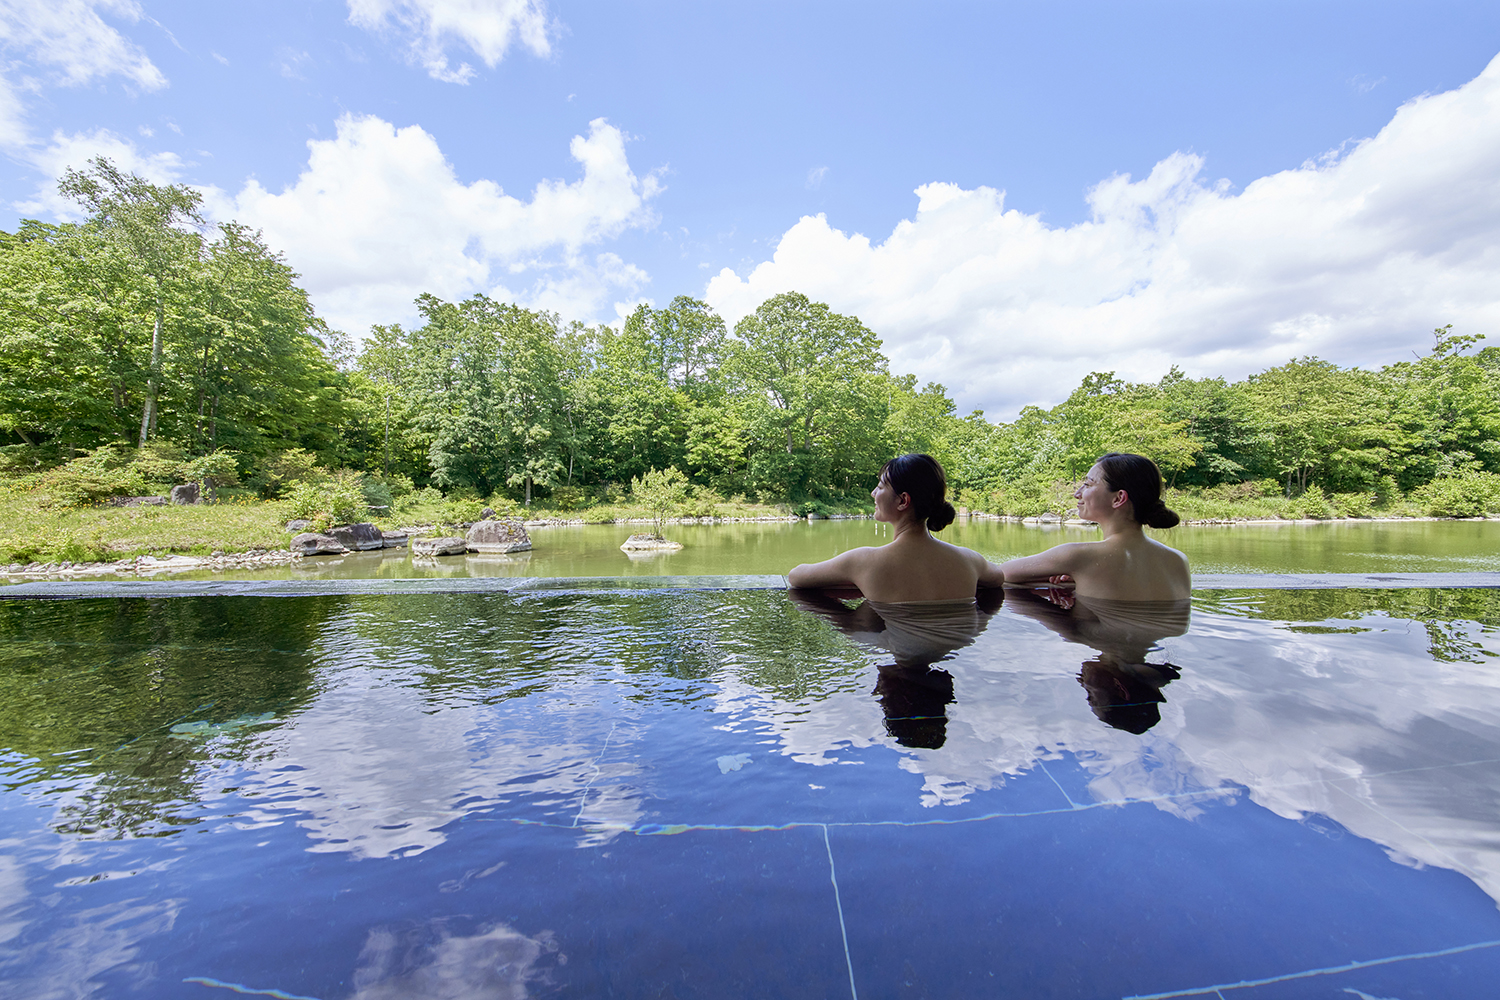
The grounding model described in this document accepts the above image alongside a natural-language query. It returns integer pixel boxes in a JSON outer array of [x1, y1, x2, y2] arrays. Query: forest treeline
[[3, 161, 1499, 518]]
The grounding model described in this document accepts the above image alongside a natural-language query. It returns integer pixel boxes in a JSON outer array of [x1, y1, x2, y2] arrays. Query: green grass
[[0, 494, 295, 564], [0, 490, 813, 565]]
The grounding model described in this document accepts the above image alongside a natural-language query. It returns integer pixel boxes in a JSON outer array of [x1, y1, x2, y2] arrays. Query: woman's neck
[[1097, 510, 1144, 542], [890, 516, 930, 542]]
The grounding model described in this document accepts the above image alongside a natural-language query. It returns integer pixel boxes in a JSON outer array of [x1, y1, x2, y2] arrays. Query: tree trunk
[[383, 393, 391, 476], [138, 295, 164, 445], [525, 474, 532, 505]]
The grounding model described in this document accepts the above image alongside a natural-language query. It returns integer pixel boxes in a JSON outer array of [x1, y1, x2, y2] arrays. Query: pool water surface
[[2, 587, 1499, 998]]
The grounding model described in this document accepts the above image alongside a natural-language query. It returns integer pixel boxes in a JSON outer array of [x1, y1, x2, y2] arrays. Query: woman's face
[[871, 471, 907, 523], [1073, 463, 1124, 522]]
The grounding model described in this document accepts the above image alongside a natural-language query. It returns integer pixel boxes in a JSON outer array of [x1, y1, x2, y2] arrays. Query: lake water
[[3, 585, 1500, 997], [167, 517, 1500, 582]]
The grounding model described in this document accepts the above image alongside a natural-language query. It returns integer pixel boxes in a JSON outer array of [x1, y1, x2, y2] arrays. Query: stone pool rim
[[1, 571, 1499, 599]]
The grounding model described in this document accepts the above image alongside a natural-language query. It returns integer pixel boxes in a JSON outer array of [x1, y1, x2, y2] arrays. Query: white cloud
[[707, 52, 1500, 419], [212, 114, 661, 333], [0, 0, 166, 173], [15, 126, 186, 217], [0, 0, 163, 90], [806, 165, 828, 189], [346, 0, 551, 84]]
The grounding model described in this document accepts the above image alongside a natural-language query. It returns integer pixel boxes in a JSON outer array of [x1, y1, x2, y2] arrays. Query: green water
[[162, 517, 1500, 582]]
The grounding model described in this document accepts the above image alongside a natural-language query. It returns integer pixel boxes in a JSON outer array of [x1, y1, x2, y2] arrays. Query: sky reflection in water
[[1, 588, 1499, 997]]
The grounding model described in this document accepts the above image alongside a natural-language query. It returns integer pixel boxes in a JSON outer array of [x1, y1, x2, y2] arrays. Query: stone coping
[[1, 571, 1499, 600]]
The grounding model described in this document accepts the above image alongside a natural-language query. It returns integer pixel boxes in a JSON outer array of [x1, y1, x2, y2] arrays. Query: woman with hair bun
[[788, 453, 1005, 601], [1000, 452, 1190, 601]]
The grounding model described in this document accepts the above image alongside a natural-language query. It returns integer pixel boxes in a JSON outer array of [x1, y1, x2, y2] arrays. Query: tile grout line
[[571, 721, 618, 828], [1036, 759, 1081, 809], [1120, 938, 1500, 998], [822, 823, 859, 1000], [1325, 780, 1480, 881]]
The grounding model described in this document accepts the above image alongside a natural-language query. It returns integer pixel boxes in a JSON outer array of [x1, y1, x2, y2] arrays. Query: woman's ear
[[1112, 489, 1129, 510], [897, 492, 911, 511]]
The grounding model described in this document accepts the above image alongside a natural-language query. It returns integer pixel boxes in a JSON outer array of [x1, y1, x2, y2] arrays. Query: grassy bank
[[2, 477, 1495, 567], [962, 474, 1500, 522], [0, 490, 807, 565]]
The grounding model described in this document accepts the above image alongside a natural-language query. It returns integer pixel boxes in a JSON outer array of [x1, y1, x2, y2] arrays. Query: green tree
[[631, 465, 691, 536], [727, 291, 890, 500], [59, 158, 206, 444], [1244, 358, 1392, 495]]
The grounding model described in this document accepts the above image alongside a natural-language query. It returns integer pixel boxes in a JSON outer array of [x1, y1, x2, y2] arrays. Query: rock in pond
[[170, 482, 200, 505], [381, 530, 409, 548], [620, 533, 683, 552], [411, 536, 468, 557], [466, 518, 533, 554], [330, 522, 385, 552], [290, 532, 348, 556]]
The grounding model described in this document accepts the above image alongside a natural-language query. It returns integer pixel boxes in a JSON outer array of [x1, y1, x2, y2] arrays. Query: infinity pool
[[2, 586, 1499, 998]]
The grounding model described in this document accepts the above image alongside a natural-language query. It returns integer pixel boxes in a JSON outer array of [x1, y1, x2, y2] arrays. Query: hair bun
[[1145, 501, 1180, 530], [927, 500, 957, 532]]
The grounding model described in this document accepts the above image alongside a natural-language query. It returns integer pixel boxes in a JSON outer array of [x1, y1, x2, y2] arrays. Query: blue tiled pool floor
[[3, 589, 1500, 998]]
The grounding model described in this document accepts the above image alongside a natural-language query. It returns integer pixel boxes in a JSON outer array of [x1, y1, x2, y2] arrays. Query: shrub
[[1374, 475, 1403, 510], [440, 498, 489, 524], [631, 467, 690, 535], [1331, 492, 1375, 518], [1410, 472, 1500, 518], [184, 451, 241, 499], [258, 448, 325, 499], [487, 496, 524, 517], [1289, 485, 1334, 519], [29, 449, 147, 508], [361, 475, 394, 511], [131, 441, 187, 486], [283, 473, 367, 530], [550, 484, 588, 511], [683, 485, 725, 519]]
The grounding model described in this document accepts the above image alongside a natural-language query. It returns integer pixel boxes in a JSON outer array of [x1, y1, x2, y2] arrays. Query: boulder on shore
[[170, 482, 200, 505], [412, 536, 468, 557], [330, 522, 385, 552], [286, 519, 314, 532], [290, 532, 348, 556], [620, 533, 683, 552], [110, 495, 168, 507], [466, 518, 533, 554]]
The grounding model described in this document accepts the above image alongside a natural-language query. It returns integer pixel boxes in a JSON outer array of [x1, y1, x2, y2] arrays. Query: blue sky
[[3, 1, 1500, 417]]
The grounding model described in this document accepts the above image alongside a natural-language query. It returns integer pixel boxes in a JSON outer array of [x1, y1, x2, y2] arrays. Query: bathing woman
[[1000, 452, 1190, 602], [787, 453, 1005, 601]]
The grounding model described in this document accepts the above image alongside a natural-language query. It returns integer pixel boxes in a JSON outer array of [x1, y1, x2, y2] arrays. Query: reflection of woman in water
[[790, 589, 1004, 748], [1005, 587, 1190, 733], [788, 454, 1005, 601], [1000, 453, 1190, 601]]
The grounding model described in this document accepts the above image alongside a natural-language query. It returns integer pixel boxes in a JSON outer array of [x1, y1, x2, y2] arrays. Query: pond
[[161, 517, 1500, 582], [2, 585, 1499, 997]]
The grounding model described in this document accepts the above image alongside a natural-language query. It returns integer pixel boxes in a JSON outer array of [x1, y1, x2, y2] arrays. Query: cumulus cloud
[[15, 126, 186, 217], [0, 0, 165, 91], [0, 0, 168, 196], [346, 0, 551, 83], [211, 115, 661, 334], [707, 52, 1500, 419]]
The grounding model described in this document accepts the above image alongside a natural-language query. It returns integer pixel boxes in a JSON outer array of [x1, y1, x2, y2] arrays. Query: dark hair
[[1096, 453, 1180, 529], [880, 453, 957, 532]]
